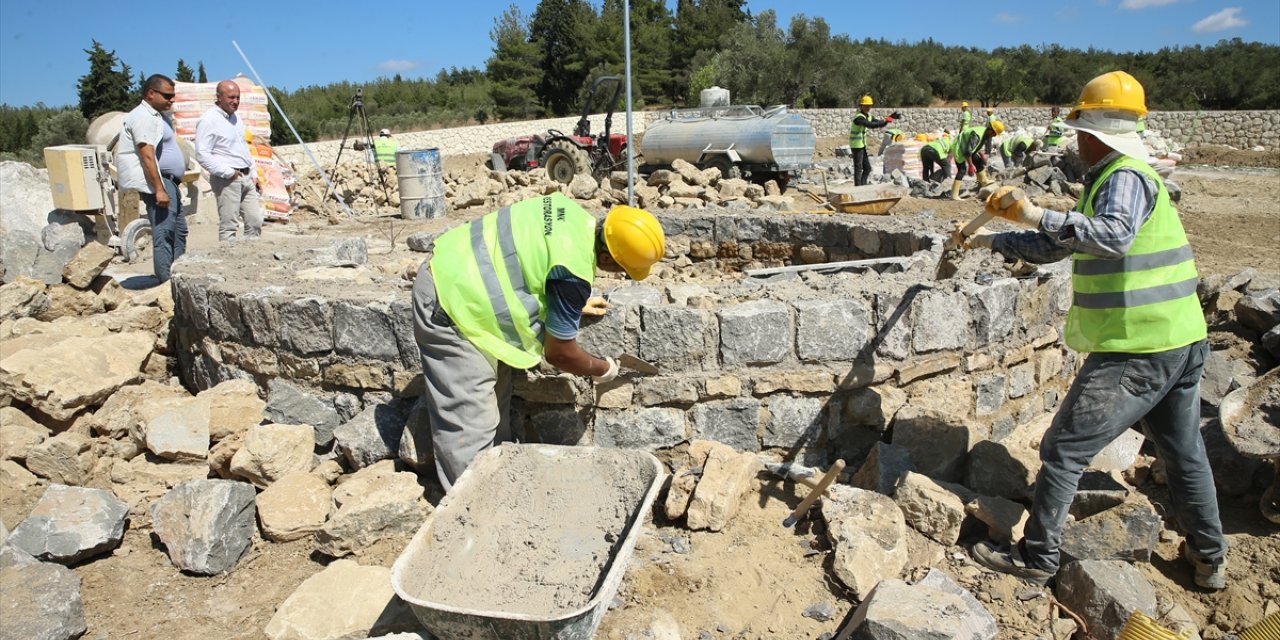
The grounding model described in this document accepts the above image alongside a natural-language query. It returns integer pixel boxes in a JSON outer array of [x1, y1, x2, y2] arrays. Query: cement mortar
[[398, 445, 653, 615]]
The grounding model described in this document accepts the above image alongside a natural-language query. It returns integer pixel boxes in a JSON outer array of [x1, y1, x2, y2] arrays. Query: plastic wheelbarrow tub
[[391, 444, 664, 639]]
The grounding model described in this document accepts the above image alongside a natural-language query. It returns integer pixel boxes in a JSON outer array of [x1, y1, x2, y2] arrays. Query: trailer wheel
[[122, 218, 151, 264], [702, 157, 742, 181], [543, 140, 590, 184]]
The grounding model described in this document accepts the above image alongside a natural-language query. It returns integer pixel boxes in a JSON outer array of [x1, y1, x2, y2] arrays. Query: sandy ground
[[6, 146, 1279, 639]]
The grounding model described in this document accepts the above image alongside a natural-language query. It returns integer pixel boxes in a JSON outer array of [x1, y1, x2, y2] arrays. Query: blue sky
[[2, 0, 1277, 107]]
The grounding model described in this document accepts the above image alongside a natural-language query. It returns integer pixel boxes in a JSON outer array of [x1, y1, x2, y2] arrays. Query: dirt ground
[[4, 142, 1279, 640]]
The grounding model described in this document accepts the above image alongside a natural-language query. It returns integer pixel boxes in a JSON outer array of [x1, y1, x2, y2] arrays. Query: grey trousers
[[411, 268, 514, 492], [1022, 339, 1226, 571], [209, 172, 263, 241]]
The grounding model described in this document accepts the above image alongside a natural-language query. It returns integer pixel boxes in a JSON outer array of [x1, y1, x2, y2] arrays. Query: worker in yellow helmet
[[964, 71, 1225, 592], [848, 94, 901, 186], [983, 106, 997, 157], [958, 101, 971, 131], [919, 133, 951, 183], [412, 193, 665, 491], [948, 118, 1003, 199]]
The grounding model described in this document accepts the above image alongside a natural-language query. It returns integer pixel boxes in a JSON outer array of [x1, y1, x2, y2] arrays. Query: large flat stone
[[264, 559, 419, 640], [315, 461, 431, 557], [639, 306, 710, 362], [230, 423, 316, 489], [794, 298, 871, 362], [0, 560, 86, 640], [911, 290, 969, 353], [265, 379, 342, 446], [146, 398, 211, 462], [61, 241, 115, 289], [719, 300, 792, 365], [334, 401, 410, 470], [0, 406, 49, 461], [1061, 502, 1161, 564], [1, 330, 154, 421], [595, 407, 686, 450], [198, 378, 265, 443], [8, 484, 129, 564], [847, 571, 996, 640], [822, 484, 908, 600], [24, 432, 94, 486], [256, 472, 332, 542], [151, 479, 257, 575], [689, 398, 760, 451], [1055, 560, 1157, 640]]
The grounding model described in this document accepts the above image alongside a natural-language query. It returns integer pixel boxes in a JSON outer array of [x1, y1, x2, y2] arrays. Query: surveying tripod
[[327, 88, 391, 204]]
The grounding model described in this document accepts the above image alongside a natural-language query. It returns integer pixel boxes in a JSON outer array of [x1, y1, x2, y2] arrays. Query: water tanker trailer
[[640, 105, 816, 189]]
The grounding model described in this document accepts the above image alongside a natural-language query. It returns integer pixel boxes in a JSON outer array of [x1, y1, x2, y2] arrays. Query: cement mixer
[[639, 105, 816, 189]]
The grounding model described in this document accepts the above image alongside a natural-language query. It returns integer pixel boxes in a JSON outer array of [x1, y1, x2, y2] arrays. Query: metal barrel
[[396, 148, 446, 219]]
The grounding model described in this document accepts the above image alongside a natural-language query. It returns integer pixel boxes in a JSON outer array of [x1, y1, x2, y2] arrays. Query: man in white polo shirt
[[117, 74, 187, 283], [196, 79, 263, 241]]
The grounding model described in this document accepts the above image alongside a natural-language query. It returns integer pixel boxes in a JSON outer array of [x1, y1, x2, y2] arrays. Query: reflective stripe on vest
[[1045, 117, 1064, 146], [430, 193, 598, 368], [849, 112, 869, 149], [951, 126, 984, 162], [374, 138, 398, 163], [1064, 156, 1206, 353]]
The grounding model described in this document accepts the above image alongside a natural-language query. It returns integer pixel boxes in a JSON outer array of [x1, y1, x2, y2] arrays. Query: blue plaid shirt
[[992, 151, 1159, 264]]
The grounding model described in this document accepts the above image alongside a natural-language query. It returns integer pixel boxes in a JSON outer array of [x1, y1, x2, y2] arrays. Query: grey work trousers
[[210, 172, 263, 241], [411, 268, 514, 492], [1022, 339, 1226, 572]]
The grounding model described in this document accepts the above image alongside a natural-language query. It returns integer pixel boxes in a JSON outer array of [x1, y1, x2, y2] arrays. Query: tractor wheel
[[122, 217, 152, 264], [702, 156, 742, 181], [542, 139, 591, 184]]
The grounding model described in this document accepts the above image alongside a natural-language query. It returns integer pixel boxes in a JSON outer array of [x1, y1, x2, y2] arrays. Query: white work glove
[[592, 356, 619, 384], [964, 229, 998, 250], [581, 296, 610, 317], [984, 186, 1044, 228]]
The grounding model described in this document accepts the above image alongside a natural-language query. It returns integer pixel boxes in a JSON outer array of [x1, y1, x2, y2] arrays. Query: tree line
[[3, 4, 1278, 165]]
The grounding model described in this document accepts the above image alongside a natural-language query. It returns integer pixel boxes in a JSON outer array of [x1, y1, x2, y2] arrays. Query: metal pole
[[231, 40, 355, 216], [623, 0, 635, 206]]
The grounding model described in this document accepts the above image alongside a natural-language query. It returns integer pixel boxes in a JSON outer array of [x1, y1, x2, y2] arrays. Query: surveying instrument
[[327, 87, 391, 204]]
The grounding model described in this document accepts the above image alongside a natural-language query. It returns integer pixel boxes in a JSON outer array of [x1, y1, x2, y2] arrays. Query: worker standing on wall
[[374, 128, 399, 165], [919, 133, 952, 183], [848, 95, 900, 186], [412, 192, 665, 491], [961, 71, 1226, 591], [949, 119, 1003, 199]]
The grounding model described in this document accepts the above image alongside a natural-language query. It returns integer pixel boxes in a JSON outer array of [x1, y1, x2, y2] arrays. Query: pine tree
[[176, 59, 195, 83], [77, 40, 136, 120], [197, 61, 208, 83], [530, 0, 592, 116], [487, 4, 544, 120]]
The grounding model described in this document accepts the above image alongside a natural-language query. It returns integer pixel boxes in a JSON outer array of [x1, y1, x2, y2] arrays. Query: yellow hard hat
[[603, 205, 665, 281], [961, 101, 969, 108], [989, 120, 1005, 135], [1068, 70, 1147, 119], [914, 133, 928, 142], [985, 107, 994, 114], [860, 95, 874, 106]]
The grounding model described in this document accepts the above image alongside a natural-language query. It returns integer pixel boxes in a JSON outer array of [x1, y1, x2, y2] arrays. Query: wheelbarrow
[[1218, 366, 1280, 524], [825, 183, 908, 215]]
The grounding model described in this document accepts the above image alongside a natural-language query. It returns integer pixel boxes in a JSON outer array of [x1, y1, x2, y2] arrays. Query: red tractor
[[488, 76, 628, 183]]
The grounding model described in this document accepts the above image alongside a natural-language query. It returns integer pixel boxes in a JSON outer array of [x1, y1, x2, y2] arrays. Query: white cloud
[[376, 59, 420, 73], [1120, 0, 1177, 9], [994, 12, 1024, 24], [1193, 7, 1247, 32]]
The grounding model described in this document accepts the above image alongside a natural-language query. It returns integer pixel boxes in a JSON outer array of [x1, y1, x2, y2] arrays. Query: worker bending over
[[963, 71, 1226, 591], [918, 133, 951, 183], [412, 193, 665, 491], [949, 119, 1004, 199], [999, 133, 1039, 169], [848, 95, 900, 186]]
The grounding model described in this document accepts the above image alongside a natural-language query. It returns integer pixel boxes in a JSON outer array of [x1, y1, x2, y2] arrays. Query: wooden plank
[[745, 256, 912, 278]]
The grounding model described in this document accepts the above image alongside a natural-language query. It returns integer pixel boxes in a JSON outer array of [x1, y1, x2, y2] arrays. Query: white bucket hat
[[379, 128, 391, 136], [1063, 109, 1151, 161]]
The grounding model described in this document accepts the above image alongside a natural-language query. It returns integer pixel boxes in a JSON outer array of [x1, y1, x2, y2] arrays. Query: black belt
[[162, 173, 183, 182]]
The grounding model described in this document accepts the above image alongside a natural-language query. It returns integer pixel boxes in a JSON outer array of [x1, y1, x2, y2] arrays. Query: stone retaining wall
[[273, 108, 1279, 167], [169, 210, 1075, 466]]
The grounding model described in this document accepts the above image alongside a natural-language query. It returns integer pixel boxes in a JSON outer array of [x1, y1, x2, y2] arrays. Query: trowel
[[618, 353, 659, 375]]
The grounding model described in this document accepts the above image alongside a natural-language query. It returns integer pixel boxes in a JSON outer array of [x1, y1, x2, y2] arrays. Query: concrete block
[[762, 395, 825, 451], [333, 301, 401, 362], [1061, 502, 1161, 564], [891, 406, 982, 482], [718, 300, 791, 365], [975, 374, 1006, 417], [911, 290, 969, 353], [529, 407, 586, 445], [690, 398, 760, 451], [1055, 560, 1157, 640], [594, 408, 686, 450], [964, 440, 1039, 501], [279, 296, 334, 355], [636, 377, 699, 405], [639, 306, 710, 362], [1007, 361, 1035, 399], [794, 298, 871, 361], [851, 442, 916, 495]]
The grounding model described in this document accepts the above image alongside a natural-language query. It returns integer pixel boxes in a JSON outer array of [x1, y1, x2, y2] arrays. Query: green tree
[[628, 0, 675, 107], [29, 109, 88, 153], [669, 0, 749, 103], [487, 4, 544, 120], [77, 40, 135, 120], [175, 59, 195, 83], [197, 61, 208, 83], [529, 0, 592, 116]]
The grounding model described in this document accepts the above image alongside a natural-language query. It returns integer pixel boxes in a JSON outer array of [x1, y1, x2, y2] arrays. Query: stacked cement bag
[[883, 140, 925, 177]]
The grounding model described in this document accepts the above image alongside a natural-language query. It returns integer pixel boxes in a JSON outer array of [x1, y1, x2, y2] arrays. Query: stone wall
[[272, 108, 1280, 167], [168, 210, 1075, 468]]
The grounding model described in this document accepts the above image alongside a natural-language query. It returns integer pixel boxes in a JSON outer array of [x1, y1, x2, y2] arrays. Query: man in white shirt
[[118, 74, 187, 283], [196, 79, 263, 241]]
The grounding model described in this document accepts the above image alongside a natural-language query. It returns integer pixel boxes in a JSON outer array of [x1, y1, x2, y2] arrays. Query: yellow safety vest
[[1045, 117, 1065, 146], [374, 137, 398, 163], [1064, 156, 1206, 353], [950, 126, 985, 162], [429, 193, 599, 368], [922, 138, 950, 157], [849, 112, 871, 150]]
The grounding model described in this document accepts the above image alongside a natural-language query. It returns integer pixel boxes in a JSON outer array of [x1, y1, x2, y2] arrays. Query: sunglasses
[[153, 90, 176, 100]]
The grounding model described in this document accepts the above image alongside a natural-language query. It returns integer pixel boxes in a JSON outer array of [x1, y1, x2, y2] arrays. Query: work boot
[[971, 540, 1055, 586], [976, 169, 992, 187], [949, 180, 964, 201], [1182, 542, 1227, 591]]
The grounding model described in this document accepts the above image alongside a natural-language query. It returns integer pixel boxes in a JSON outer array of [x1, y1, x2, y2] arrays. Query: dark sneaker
[[1182, 544, 1227, 591], [971, 540, 1055, 586]]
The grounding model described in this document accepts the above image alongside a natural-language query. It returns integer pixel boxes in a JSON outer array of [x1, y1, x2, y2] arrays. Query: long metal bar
[[623, 0, 635, 206], [231, 40, 354, 217]]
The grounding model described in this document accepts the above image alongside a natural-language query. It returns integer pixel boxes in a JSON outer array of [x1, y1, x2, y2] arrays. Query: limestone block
[[8, 484, 128, 563], [964, 440, 1039, 501], [151, 479, 257, 575], [914, 568, 1000, 639], [230, 423, 316, 488], [0, 230, 41, 283], [575, 303, 626, 359], [896, 353, 960, 384], [594, 408, 686, 451], [513, 373, 578, 404], [31, 241, 79, 285], [0, 277, 50, 322], [1090, 429, 1144, 473], [842, 385, 907, 431], [61, 242, 115, 289], [968, 279, 1019, 346], [24, 432, 94, 486], [891, 406, 983, 482], [316, 461, 432, 557], [762, 395, 825, 450], [333, 301, 401, 362], [851, 442, 916, 495], [718, 300, 791, 365], [1235, 289, 1280, 333], [34, 283, 103, 320], [794, 298, 871, 362], [664, 468, 701, 520], [686, 444, 761, 531], [209, 431, 243, 479], [333, 401, 410, 470], [265, 379, 342, 446], [256, 472, 332, 542], [264, 559, 419, 640], [975, 374, 1005, 417], [607, 284, 663, 306], [689, 398, 760, 452], [847, 575, 995, 640], [910, 290, 969, 353], [146, 398, 211, 462], [405, 232, 437, 253], [638, 306, 711, 363], [0, 560, 86, 640], [170, 275, 210, 331], [875, 292, 913, 360], [592, 380, 632, 409], [88, 379, 190, 441], [636, 377, 699, 405], [279, 296, 334, 355], [397, 398, 434, 471], [1061, 502, 1161, 564], [198, 378, 265, 443], [529, 407, 586, 445], [703, 375, 741, 398], [893, 471, 968, 546], [1055, 560, 1157, 640], [0, 330, 154, 421], [822, 485, 908, 600], [751, 371, 835, 395], [1006, 361, 1035, 399], [1036, 348, 1064, 384], [0, 406, 49, 461], [966, 495, 1029, 545]]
